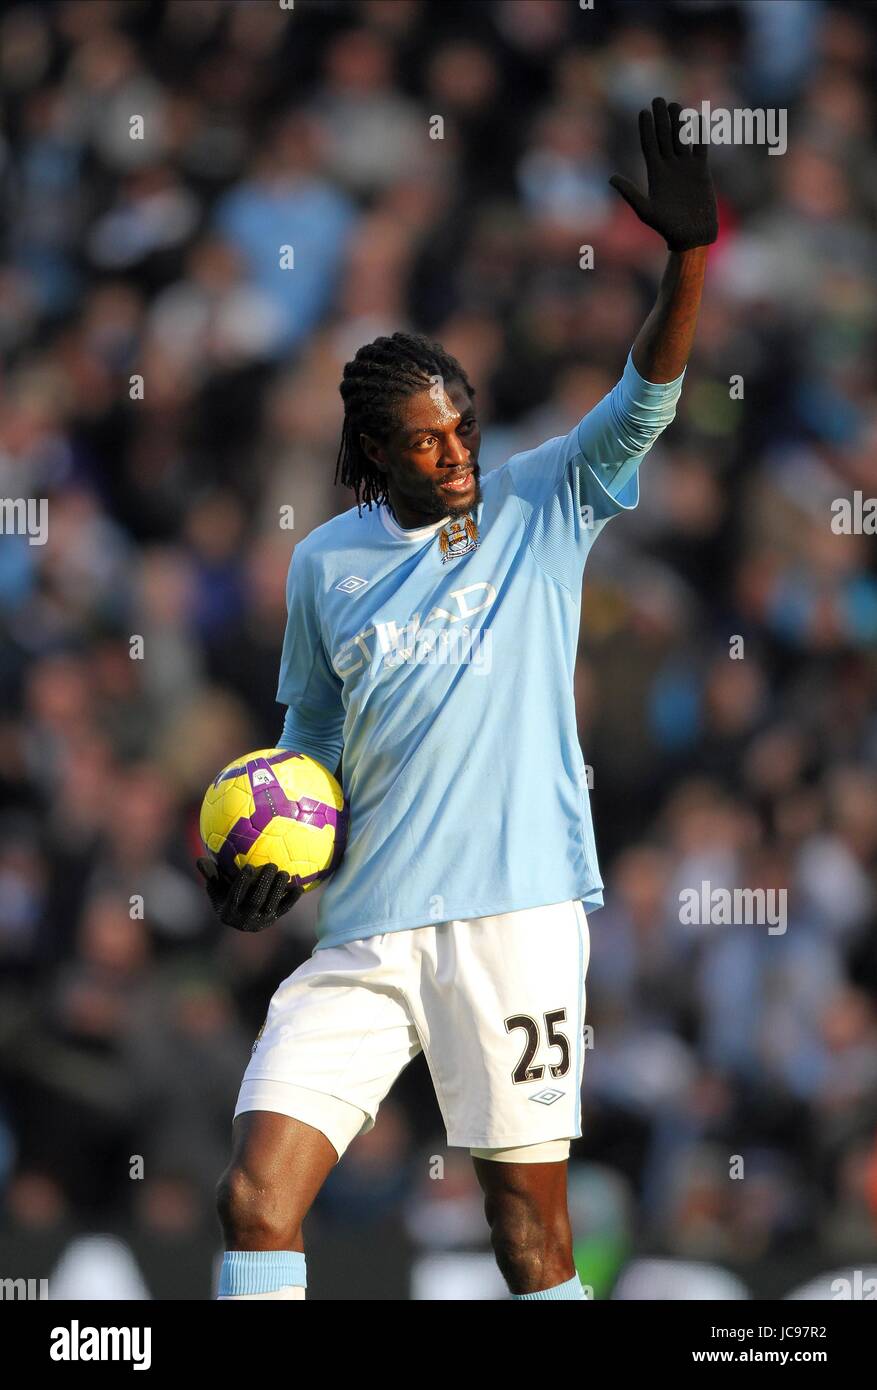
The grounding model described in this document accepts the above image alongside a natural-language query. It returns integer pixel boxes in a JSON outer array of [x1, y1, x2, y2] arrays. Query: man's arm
[[197, 546, 344, 933], [278, 709, 342, 780], [631, 247, 707, 384], [611, 98, 717, 383]]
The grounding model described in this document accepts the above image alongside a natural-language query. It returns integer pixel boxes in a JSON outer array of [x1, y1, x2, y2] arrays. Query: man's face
[[361, 378, 482, 528]]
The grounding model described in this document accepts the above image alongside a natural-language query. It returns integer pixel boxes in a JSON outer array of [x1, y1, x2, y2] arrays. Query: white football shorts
[[235, 899, 590, 1160]]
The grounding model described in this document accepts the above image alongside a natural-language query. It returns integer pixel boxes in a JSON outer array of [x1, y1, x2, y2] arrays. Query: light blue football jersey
[[277, 352, 684, 948]]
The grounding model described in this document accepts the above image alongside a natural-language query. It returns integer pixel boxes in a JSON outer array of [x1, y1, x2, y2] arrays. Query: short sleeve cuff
[[622, 350, 686, 397]]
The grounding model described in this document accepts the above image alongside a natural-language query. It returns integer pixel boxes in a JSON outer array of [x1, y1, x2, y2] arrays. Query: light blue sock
[[218, 1250, 307, 1297], [512, 1274, 586, 1301]]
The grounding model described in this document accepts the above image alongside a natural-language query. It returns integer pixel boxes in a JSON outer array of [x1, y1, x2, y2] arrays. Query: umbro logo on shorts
[[529, 1088, 565, 1106], [336, 575, 368, 594]]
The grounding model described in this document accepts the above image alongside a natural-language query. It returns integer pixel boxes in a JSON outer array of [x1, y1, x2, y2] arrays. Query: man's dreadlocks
[[335, 332, 475, 512]]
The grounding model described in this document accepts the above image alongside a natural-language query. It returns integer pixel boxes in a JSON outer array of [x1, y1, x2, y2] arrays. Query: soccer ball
[[200, 748, 348, 892]]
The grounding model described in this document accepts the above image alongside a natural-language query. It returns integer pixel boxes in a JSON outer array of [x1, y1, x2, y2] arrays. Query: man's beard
[[429, 463, 482, 519]]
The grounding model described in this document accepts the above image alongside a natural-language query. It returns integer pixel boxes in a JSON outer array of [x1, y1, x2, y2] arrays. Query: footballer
[[198, 100, 718, 1301]]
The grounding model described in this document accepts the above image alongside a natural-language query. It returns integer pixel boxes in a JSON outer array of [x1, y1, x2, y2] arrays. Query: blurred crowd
[[1, 0, 876, 1299]]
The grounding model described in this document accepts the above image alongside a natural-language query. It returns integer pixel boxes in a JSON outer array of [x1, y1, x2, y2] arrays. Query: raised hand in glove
[[197, 858, 302, 933], [609, 97, 718, 252]]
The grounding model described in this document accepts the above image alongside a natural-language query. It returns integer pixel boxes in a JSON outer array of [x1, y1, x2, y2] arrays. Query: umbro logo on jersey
[[529, 1088, 565, 1106], [336, 575, 368, 594]]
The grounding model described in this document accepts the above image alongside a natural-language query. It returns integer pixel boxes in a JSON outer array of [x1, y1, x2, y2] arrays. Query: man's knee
[[217, 1164, 302, 1248], [217, 1111, 338, 1248], [485, 1189, 571, 1285]]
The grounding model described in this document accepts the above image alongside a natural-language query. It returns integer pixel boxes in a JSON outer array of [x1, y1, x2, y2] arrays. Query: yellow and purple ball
[[199, 748, 348, 892]]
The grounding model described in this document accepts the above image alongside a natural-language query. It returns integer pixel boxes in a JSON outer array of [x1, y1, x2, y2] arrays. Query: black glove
[[196, 857, 302, 933], [609, 97, 718, 252]]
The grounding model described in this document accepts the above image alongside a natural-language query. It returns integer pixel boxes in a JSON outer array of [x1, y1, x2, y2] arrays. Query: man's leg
[[216, 1111, 338, 1300], [217, 931, 423, 1299], [472, 1155, 585, 1300], [415, 901, 590, 1298]]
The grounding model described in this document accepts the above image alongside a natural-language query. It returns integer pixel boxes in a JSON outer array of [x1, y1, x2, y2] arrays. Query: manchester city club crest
[[438, 513, 479, 563]]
